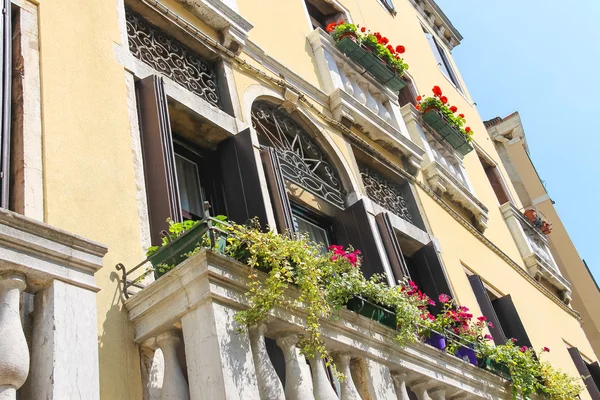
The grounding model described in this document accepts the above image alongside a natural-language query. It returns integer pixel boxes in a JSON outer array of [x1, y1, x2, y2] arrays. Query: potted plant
[[416, 86, 474, 156], [326, 22, 408, 91], [449, 314, 494, 366], [537, 348, 584, 399]]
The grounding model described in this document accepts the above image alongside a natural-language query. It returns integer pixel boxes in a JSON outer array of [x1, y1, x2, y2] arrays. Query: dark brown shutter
[[218, 128, 268, 228], [412, 243, 453, 313], [568, 348, 600, 400], [333, 199, 386, 279], [468, 275, 507, 345], [0, 0, 11, 208], [491, 295, 532, 349], [375, 212, 409, 281], [588, 362, 600, 391], [136, 76, 182, 245], [260, 147, 295, 235]]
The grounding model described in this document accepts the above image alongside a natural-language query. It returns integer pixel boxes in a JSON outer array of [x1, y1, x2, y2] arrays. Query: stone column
[[156, 331, 189, 400], [391, 372, 410, 400], [276, 333, 315, 400], [248, 324, 285, 400], [27, 279, 101, 400], [411, 381, 432, 400], [308, 354, 338, 400], [333, 353, 361, 400], [0, 273, 28, 400], [181, 299, 260, 400]]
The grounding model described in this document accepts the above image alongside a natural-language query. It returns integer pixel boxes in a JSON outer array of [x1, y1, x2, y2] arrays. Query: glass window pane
[[175, 154, 204, 218], [293, 214, 330, 252]]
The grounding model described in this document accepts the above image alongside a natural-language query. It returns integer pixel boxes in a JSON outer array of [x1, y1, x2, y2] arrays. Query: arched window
[[251, 101, 345, 209]]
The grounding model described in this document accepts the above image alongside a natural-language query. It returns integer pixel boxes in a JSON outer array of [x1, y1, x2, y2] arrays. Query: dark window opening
[[478, 154, 510, 205], [423, 27, 461, 90], [398, 77, 418, 108], [291, 202, 334, 252], [1, 2, 14, 210], [304, 0, 344, 30], [379, 0, 397, 15], [568, 347, 600, 399]]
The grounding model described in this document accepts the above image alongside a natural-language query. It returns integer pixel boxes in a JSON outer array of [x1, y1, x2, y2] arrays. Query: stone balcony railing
[[499, 203, 571, 304], [308, 28, 425, 174], [0, 209, 107, 400], [401, 104, 488, 232], [124, 249, 513, 400]]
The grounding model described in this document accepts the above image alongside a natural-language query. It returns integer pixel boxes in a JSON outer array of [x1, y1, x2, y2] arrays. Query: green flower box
[[421, 108, 474, 157], [335, 37, 406, 92], [478, 358, 511, 381], [346, 296, 396, 329]]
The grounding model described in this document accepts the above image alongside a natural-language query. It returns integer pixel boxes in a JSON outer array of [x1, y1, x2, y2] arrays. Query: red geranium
[[449, 105, 458, 113], [386, 44, 395, 53], [543, 346, 550, 352], [458, 113, 465, 118], [360, 26, 366, 32], [326, 22, 337, 33], [380, 37, 389, 45], [465, 127, 471, 133], [416, 95, 422, 102], [415, 104, 420, 110], [396, 45, 405, 54], [374, 32, 382, 40], [432, 86, 442, 97], [440, 96, 448, 105]]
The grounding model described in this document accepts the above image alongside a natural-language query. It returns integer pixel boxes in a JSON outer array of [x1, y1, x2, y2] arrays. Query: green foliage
[[329, 22, 357, 41], [417, 90, 474, 142], [537, 359, 584, 400]]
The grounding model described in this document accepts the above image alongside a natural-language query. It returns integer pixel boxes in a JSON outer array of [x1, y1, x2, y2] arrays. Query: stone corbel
[[221, 25, 246, 55], [281, 87, 301, 114]]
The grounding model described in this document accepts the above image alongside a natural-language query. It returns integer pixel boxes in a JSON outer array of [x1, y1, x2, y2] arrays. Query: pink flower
[[328, 245, 345, 255], [543, 346, 550, 352], [342, 250, 361, 267], [488, 322, 494, 328], [477, 316, 487, 322], [520, 346, 528, 353], [428, 299, 436, 306], [438, 294, 450, 304], [428, 313, 435, 321], [409, 280, 418, 289], [511, 338, 518, 343], [484, 334, 493, 341]]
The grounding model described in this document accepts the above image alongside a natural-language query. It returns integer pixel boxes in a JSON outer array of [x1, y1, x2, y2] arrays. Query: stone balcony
[[0, 209, 107, 400], [499, 203, 571, 304], [124, 249, 512, 400], [401, 104, 488, 232], [307, 29, 425, 174]]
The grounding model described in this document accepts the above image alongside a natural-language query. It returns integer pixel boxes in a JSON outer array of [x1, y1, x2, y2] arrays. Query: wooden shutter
[[588, 362, 600, 391], [468, 275, 507, 345], [491, 295, 532, 348], [260, 147, 295, 235], [333, 199, 386, 279], [412, 243, 453, 313], [0, 0, 11, 208], [136, 76, 182, 245], [375, 212, 409, 281], [218, 128, 268, 228], [568, 348, 600, 400]]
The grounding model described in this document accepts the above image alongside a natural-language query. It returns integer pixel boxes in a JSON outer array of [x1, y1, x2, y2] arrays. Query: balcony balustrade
[[308, 28, 425, 174], [123, 249, 513, 400], [499, 203, 571, 304]]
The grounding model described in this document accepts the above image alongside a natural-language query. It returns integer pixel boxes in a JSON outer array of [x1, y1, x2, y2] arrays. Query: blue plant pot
[[424, 332, 446, 350], [455, 346, 478, 365]]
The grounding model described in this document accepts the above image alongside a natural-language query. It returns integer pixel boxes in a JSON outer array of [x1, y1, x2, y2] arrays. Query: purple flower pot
[[455, 346, 477, 365], [424, 332, 446, 350]]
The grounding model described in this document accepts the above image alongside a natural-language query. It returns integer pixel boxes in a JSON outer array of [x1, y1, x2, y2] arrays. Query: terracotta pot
[[524, 209, 537, 223], [338, 31, 357, 42]]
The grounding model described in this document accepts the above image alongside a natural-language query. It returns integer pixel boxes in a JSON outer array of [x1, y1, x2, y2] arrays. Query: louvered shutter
[[260, 147, 295, 235], [588, 361, 600, 392], [375, 212, 409, 281], [333, 199, 386, 279], [136, 76, 182, 245], [491, 295, 532, 348], [468, 275, 507, 345], [568, 348, 600, 399], [1, 1, 11, 208], [218, 128, 268, 228], [412, 243, 453, 314]]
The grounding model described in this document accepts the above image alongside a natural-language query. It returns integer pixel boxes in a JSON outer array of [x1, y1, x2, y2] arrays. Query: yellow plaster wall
[[38, 0, 143, 398]]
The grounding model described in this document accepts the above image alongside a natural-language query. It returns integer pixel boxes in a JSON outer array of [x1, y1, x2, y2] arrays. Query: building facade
[[0, 0, 598, 399]]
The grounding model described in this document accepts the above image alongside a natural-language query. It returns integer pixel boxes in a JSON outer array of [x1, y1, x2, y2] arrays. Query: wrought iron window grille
[[359, 163, 414, 223], [126, 9, 221, 109]]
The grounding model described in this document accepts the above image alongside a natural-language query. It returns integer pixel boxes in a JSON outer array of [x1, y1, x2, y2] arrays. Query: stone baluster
[[333, 353, 361, 400], [0, 273, 29, 400], [429, 387, 446, 400], [391, 372, 410, 400], [249, 324, 285, 400], [156, 330, 189, 400], [360, 83, 380, 115], [308, 354, 338, 400], [375, 94, 393, 123], [338, 65, 355, 95], [276, 333, 315, 400], [411, 380, 432, 400], [347, 72, 367, 106]]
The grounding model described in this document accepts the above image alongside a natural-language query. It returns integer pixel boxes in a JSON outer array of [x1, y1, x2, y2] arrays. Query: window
[[291, 203, 333, 252], [398, 76, 418, 108], [303, 0, 345, 30], [478, 153, 510, 205], [378, 0, 397, 15], [423, 28, 461, 90], [568, 347, 600, 398], [1, 1, 12, 209]]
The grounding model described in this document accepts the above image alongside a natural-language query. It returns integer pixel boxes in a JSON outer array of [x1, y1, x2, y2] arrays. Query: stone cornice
[[408, 0, 462, 50], [126, 249, 511, 399]]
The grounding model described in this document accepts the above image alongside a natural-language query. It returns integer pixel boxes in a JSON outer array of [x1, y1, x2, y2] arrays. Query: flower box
[[455, 345, 478, 365], [478, 358, 511, 381], [423, 331, 447, 350], [345, 295, 397, 329], [335, 37, 407, 92], [422, 108, 473, 156]]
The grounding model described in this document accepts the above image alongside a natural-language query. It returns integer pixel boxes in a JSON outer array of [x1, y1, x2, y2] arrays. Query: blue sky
[[434, 0, 600, 282]]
